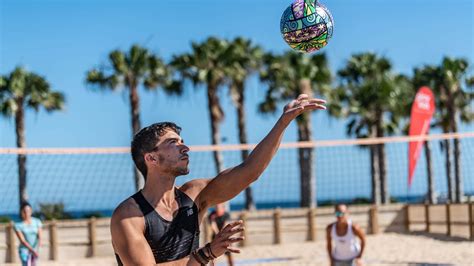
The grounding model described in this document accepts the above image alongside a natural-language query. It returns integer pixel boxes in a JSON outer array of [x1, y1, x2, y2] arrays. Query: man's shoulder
[[111, 197, 143, 224], [179, 178, 212, 198]]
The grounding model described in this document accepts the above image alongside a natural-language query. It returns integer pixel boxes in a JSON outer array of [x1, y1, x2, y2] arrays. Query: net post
[[404, 205, 410, 233], [49, 219, 58, 261], [425, 203, 430, 233], [307, 208, 316, 241], [369, 205, 379, 234], [6, 221, 16, 263], [446, 204, 451, 237], [273, 208, 281, 244], [469, 203, 474, 241], [88, 217, 97, 257]]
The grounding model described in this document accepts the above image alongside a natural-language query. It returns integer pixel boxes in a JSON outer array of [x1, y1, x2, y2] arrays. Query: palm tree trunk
[[376, 115, 389, 204], [297, 116, 315, 208], [446, 86, 462, 202], [378, 143, 389, 204], [453, 137, 462, 203], [129, 82, 144, 191], [449, 110, 462, 203], [207, 84, 225, 174], [444, 139, 454, 203], [424, 141, 436, 204], [298, 80, 316, 208], [234, 84, 255, 210], [370, 126, 381, 205], [15, 100, 28, 207]]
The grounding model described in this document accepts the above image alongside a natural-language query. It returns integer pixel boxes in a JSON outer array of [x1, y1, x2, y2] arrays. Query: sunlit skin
[[111, 94, 327, 266]]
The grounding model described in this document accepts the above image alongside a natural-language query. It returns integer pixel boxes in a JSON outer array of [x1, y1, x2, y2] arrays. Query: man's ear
[[145, 153, 158, 163]]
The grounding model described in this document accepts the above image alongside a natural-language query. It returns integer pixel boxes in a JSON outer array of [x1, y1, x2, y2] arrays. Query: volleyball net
[[0, 132, 473, 217]]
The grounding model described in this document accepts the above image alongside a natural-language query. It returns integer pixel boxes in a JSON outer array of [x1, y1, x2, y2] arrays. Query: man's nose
[[181, 144, 190, 153]]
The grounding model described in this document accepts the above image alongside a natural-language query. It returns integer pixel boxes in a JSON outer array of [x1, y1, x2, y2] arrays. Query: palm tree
[[0, 67, 65, 208], [438, 58, 473, 203], [86, 44, 177, 191], [224, 37, 264, 210], [413, 58, 474, 203], [330, 53, 412, 204], [259, 51, 331, 208], [170, 37, 229, 175]]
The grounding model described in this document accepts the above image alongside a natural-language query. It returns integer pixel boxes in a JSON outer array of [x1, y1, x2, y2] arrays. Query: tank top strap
[[131, 190, 155, 216], [347, 219, 353, 233], [346, 219, 356, 238], [175, 187, 195, 208]]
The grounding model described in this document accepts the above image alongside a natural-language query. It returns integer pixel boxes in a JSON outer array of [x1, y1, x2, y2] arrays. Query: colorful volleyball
[[280, 0, 334, 53]]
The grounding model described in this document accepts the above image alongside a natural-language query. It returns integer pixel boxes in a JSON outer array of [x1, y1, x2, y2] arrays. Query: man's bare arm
[[197, 94, 326, 208]]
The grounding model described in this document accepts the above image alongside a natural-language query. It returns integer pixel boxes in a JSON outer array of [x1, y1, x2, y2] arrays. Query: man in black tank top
[[111, 94, 327, 265]]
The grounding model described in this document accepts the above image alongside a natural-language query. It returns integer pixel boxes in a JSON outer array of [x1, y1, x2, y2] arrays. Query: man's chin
[[176, 168, 190, 176]]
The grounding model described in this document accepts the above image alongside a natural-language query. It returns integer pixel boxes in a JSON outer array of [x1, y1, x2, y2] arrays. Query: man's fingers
[[286, 103, 326, 114], [304, 103, 326, 110], [221, 220, 243, 233], [228, 237, 244, 243], [228, 226, 245, 234], [308, 98, 327, 104], [226, 247, 241, 254], [220, 226, 244, 239], [297, 94, 309, 101]]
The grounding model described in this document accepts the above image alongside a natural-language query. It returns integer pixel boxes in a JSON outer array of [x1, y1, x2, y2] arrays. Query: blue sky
[[0, 0, 473, 148]]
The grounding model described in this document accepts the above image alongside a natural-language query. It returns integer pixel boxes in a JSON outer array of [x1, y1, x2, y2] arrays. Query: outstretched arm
[[197, 94, 326, 208]]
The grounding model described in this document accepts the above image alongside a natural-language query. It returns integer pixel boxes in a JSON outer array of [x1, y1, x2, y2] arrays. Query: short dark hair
[[20, 201, 31, 211], [131, 122, 182, 181]]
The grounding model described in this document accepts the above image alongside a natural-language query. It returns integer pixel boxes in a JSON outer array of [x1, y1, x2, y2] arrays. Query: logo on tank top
[[187, 209, 194, 216]]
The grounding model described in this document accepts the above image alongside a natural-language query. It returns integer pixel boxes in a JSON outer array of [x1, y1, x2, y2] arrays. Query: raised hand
[[282, 94, 326, 122], [209, 220, 244, 256]]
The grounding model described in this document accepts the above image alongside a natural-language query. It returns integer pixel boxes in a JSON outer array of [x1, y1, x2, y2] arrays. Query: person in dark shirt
[[111, 94, 327, 265], [209, 203, 233, 266]]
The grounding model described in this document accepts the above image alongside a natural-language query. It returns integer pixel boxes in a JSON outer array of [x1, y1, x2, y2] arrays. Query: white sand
[[4, 233, 473, 266], [223, 233, 473, 266]]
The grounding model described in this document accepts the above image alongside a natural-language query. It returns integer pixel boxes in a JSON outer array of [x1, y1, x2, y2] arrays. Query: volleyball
[[280, 0, 334, 53]]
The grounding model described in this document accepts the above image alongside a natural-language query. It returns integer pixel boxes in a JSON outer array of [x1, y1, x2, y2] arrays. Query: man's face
[[149, 130, 190, 176]]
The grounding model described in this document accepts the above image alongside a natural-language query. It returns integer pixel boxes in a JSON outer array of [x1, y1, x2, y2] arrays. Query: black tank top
[[115, 188, 200, 265]]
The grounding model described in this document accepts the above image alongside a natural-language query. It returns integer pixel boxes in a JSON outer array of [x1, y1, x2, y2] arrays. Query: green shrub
[[0, 216, 12, 223], [34, 203, 72, 220], [82, 212, 105, 219]]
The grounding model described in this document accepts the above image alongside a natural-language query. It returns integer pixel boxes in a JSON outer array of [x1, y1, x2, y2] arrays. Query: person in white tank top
[[326, 204, 366, 266]]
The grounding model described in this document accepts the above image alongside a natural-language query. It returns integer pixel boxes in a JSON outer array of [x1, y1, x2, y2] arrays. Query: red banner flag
[[408, 86, 435, 186]]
